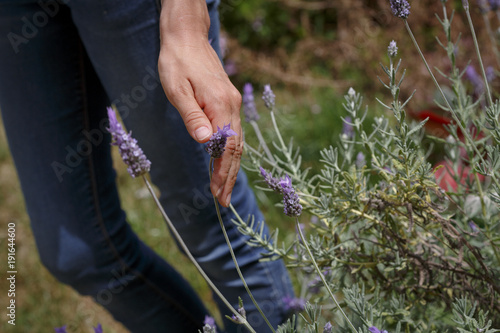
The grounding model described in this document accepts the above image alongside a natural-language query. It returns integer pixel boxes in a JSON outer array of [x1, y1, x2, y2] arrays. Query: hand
[[158, 0, 243, 207]]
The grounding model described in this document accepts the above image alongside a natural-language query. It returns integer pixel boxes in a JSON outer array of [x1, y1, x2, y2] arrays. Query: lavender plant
[[104, 1, 500, 332], [227, 0, 500, 331]]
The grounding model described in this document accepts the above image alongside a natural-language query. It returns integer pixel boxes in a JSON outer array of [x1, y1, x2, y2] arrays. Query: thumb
[[164, 82, 213, 143]]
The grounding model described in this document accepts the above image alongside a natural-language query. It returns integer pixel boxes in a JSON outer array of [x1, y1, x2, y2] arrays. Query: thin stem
[[209, 159, 276, 333], [270, 111, 289, 159], [142, 175, 254, 332], [295, 219, 358, 333], [464, 6, 494, 107], [250, 120, 276, 164]]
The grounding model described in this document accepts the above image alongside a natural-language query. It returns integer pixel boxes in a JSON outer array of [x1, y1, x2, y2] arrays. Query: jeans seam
[[75, 40, 201, 328]]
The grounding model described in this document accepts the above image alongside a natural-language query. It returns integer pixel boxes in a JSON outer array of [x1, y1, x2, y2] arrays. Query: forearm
[[160, 0, 210, 44]]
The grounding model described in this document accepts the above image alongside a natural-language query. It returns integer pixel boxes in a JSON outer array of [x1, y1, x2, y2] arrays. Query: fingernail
[[216, 187, 222, 198], [195, 126, 211, 141], [225, 193, 232, 205]]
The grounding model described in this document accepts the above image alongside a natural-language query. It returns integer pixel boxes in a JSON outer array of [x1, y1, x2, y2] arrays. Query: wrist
[[160, 0, 210, 44]]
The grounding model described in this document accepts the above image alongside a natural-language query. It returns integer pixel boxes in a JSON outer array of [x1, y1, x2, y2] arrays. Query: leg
[[67, 0, 294, 331], [0, 2, 208, 332]]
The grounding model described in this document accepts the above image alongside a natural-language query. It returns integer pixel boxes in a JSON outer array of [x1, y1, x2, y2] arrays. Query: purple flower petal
[[205, 123, 237, 158], [54, 326, 68, 333], [389, 0, 410, 19]]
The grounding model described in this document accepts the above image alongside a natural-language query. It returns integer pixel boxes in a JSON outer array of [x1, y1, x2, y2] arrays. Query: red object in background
[[434, 161, 485, 192], [410, 107, 485, 192], [409, 107, 454, 139]]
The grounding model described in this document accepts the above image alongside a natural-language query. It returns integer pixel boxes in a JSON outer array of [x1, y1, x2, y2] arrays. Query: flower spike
[[107, 107, 151, 178], [205, 123, 237, 158]]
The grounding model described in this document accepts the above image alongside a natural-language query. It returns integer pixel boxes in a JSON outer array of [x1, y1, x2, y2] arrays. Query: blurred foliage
[[221, 0, 499, 103]]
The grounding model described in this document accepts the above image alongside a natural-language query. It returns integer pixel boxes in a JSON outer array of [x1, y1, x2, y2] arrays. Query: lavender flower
[[342, 116, 354, 139], [280, 174, 303, 217], [203, 316, 217, 333], [465, 65, 484, 97], [260, 168, 302, 217], [389, 0, 411, 19], [260, 167, 281, 192], [489, 0, 500, 10], [54, 326, 67, 333], [262, 84, 276, 110], [205, 123, 237, 158], [388, 40, 398, 58], [323, 322, 333, 333], [282, 296, 307, 312], [486, 66, 496, 82], [94, 324, 103, 333], [242, 83, 259, 122], [107, 107, 151, 178], [469, 221, 479, 233], [369, 326, 389, 333], [231, 304, 247, 324]]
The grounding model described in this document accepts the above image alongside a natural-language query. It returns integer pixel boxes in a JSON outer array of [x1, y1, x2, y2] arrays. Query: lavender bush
[[106, 1, 499, 332], [229, 1, 500, 332]]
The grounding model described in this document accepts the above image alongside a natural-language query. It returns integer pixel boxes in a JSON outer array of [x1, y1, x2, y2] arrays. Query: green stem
[[250, 120, 276, 164], [209, 159, 276, 333], [142, 175, 254, 332], [295, 219, 358, 333], [270, 111, 289, 161]]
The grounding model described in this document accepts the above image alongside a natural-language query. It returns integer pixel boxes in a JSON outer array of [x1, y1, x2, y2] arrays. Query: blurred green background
[[0, 0, 498, 332]]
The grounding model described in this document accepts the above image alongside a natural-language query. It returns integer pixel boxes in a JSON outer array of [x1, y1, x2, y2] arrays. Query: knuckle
[[225, 140, 243, 159], [183, 111, 206, 127]]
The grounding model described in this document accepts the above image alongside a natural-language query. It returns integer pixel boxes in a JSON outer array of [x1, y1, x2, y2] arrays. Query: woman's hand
[[158, 0, 242, 207]]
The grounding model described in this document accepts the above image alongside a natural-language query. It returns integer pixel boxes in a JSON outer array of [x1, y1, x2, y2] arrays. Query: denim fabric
[[0, 0, 294, 332]]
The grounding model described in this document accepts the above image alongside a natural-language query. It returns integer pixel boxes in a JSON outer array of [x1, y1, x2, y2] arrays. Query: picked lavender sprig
[[205, 123, 237, 159], [107, 107, 151, 178]]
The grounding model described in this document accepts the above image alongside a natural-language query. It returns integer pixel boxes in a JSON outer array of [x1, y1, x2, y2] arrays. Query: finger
[[160, 75, 213, 143], [210, 137, 243, 207]]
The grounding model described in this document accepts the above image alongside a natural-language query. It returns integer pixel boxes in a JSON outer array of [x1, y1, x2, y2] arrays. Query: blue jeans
[[0, 0, 294, 332]]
